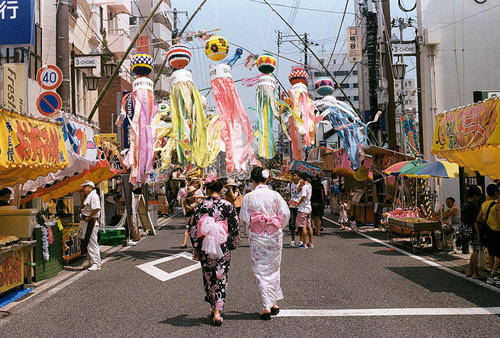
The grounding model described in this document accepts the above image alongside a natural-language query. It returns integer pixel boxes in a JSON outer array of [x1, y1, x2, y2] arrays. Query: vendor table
[[0, 241, 35, 294], [388, 217, 441, 252]]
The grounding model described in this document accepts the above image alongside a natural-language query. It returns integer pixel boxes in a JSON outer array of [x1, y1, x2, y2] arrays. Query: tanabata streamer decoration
[[256, 75, 279, 159], [210, 64, 255, 172], [287, 68, 321, 161], [314, 95, 368, 170], [225, 47, 243, 67], [119, 76, 157, 183], [152, 103, 176, 172], [256, 53, 277, 74], [205, 35, 229, 61], [131, 54, 153, 76], [314, 77, 335, 96], [170, 69, 220, 168], [167, 44, 192, 69]]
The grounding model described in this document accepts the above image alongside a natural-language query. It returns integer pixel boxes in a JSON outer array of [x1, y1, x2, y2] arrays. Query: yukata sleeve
[[239, 195, 251, 228], [275, 193, 291, 227], [226, 204, 240, 250], [188, 205, 202, 251]]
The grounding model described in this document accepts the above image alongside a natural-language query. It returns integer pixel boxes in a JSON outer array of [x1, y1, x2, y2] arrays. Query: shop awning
[[290, 160, 324, 177], [0, 109, 69, 187], [21, 135, 126, 203], [431, 97, 500, 179], [22, 112, 99, 195]]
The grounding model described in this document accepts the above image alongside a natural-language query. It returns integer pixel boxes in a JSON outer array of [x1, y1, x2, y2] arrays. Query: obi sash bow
[[249, 212, 282, 235], [197, 214, 228, 259]]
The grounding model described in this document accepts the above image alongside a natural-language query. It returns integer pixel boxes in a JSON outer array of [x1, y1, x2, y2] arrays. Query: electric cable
[[326, 0, 349, 68]]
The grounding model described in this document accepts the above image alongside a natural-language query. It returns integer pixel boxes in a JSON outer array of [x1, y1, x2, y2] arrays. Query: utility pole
[[382, 0, 397, 150], [56, 0, 71, 112], [172, 8, 178, 39]]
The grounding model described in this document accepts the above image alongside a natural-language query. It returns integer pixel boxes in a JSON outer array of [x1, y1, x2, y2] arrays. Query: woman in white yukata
[[240, 166, 290, 320]]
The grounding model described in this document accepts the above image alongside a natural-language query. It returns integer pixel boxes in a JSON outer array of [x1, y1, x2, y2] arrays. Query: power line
[[326, 0, 349, 68], [248, 0, 359, 18], [427, 2, 500, 33]]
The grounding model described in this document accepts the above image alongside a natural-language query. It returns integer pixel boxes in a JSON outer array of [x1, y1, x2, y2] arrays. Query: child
[[339, 198, 349, 230]]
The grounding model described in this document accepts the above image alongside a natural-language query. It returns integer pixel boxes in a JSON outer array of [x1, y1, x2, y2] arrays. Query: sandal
[[271, 306, 280, 316], [212, 315, 223, 326]]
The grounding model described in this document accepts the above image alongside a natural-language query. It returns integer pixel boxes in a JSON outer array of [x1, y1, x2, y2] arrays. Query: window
[[100, 6, 104, 32], [340, 83, 350, 88], [352, 70, 358, 76], [334, 70, 349, 76], [314, 71, 325, 77], [0, 25, 42, 80], [354, 96, 359, 101], [129, 16, 138, 26], [352, 83, 358, 88]]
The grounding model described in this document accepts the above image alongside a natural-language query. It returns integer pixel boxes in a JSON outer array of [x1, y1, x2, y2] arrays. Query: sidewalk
[[321, 213, 473, 277]]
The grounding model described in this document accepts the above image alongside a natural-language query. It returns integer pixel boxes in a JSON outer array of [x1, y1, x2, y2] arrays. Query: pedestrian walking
[[339, 196, 349, 230], [477, 184, 500, 286], [461, 185, 482, 278], [240, 167, 290, 320], [287, 172, 302, 246], [311, 176, 326, 236], [296, 173, 313, 248], [79, 180, 101, 271], [180, 186, 197, 248], [189, 179, 239, 326], [225, 178, 242, 213]]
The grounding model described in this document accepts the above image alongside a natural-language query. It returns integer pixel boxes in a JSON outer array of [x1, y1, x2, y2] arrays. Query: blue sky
[[171, 0, 417, 124]]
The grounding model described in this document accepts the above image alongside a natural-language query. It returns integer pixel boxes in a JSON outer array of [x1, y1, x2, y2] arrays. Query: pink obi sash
[[197, 214, 228, 259], [249, 212, 282, 235]]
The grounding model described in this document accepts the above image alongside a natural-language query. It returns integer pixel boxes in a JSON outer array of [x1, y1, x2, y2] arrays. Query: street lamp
[[103, 61, 117, 77], [85, 75, 99, 91], [393, 60, 407, 81]]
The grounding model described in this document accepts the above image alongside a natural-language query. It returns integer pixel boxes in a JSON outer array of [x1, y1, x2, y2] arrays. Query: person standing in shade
[[189, 179, 239, 326], [287, 172, 302, 246], [79, 180, 101, 271], [296, 173, 313, 248], [478, 184, 500, 286], [311, 176, 326, 236], [0, 188, 12, 207], [462, 185, 482, 278], [240, 167, 290, 320]]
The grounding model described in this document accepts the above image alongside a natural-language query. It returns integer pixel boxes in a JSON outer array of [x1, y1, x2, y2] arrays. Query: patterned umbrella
[[404, 160, 459, 178], [384, 160, 427, 176]]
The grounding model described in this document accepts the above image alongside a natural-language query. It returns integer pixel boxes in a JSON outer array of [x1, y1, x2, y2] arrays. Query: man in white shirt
[[79, 180, 102, 271], [296, 174, 313, 248], [287, 172, 302, 246]]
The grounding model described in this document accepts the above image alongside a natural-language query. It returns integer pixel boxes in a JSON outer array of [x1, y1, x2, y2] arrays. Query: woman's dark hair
[[205, 179, 223, 193], [180, 181, 186, 188], [300, 172, 310, 181], [250, 166, 268, 183]]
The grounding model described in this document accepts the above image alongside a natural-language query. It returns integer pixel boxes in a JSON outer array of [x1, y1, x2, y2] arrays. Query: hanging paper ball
[[204, 35, 229, 61], [166, 44, 191, 69], [256, 53, 277, 74], [314, 77, 335, 96], [288, 66, 308, 85], [131, 54, 153, 76]]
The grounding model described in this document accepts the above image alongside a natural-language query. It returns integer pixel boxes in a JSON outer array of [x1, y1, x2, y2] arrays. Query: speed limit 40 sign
[[37, 65, 63, 90]]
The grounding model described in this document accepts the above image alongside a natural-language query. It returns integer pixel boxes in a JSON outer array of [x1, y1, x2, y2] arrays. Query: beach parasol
[[384, 160, 427, 176], [403, 160, 459, 178]]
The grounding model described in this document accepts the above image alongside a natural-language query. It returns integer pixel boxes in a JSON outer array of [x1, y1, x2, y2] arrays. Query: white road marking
[[136, 251, 200, 282], [323, 217, 500, 293], [277, 307, 500, 317]]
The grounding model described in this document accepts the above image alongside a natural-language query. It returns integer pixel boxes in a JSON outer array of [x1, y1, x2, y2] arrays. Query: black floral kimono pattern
[[189, 196, 239, 311]]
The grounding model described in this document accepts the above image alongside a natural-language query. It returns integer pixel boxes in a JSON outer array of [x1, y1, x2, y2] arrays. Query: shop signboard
[[0, 109, 69, 187], [290, 160, 323, 177], [2, 63, 27, 113], [0, 247, 24, 294], [346, 26, 362, 63], [122, 91, 134, 149], [0, 0, 35, 47]]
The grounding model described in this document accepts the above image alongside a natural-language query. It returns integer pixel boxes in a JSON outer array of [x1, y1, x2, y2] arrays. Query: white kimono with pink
[[240, 185, 290, 311]]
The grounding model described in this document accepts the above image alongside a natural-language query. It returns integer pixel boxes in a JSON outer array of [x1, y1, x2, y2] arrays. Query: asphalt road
[[1, 215, 499, 337]]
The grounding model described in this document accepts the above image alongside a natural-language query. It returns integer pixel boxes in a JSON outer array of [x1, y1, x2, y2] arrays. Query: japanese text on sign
[[347, 26, 362, 63], [0, 1, 19, 20]]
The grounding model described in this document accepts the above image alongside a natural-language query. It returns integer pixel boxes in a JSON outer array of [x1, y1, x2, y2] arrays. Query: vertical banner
[[0, 0, 35, 46], [136, 36, 150, 54], [121, 91, 134, 149], [3, 63, 27, 113]]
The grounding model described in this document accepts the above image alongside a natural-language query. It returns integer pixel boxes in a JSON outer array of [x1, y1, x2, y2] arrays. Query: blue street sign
[[0, 0, 35, 47]]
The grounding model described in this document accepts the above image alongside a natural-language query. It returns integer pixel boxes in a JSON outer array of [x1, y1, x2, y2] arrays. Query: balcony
[[92, 1, 131, 15], [155, 74, 172, 98], [152, 22, 171, 50], [107, 28, 132, 58], [153, 0, 172, 30]]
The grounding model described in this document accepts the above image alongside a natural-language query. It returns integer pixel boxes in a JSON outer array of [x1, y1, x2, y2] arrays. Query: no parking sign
[[37, 91, 62, 117]]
